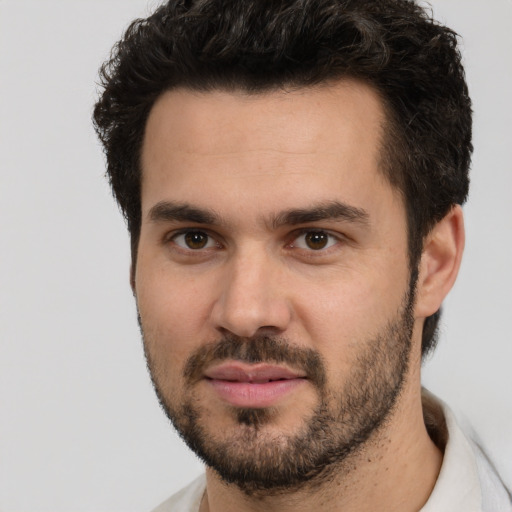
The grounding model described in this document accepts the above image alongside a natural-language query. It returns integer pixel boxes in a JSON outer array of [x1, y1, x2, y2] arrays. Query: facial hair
[[140, 287, 415, 496]]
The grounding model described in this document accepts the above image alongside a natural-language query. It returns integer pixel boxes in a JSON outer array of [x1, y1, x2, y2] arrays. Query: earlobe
[[415, 205, 465, 318]]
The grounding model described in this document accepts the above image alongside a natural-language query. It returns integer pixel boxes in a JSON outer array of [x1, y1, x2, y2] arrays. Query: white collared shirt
[[421, 392, 511, 511]]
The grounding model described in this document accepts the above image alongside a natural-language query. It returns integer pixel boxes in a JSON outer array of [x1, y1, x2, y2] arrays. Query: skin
[[135, 81, 465, 511]]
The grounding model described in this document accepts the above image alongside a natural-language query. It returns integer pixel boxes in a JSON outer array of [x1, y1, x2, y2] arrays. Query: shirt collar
[[420, 389, 482, 512]]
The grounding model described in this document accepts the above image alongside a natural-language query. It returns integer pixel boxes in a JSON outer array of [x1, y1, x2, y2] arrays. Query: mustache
[[183, 334, 327, 389]]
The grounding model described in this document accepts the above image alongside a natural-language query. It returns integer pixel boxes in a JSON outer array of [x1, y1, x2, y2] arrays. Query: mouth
[[203, 362, 307, 408]]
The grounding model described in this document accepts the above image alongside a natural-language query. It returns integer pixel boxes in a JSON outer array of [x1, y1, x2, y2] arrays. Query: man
[[93, 0, 511, 510]]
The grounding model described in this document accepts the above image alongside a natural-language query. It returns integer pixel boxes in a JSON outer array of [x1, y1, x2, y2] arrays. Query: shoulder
[[150, 474, 206, 512], [421, 389, 512, 511], [470, 434, 512, 511], [442, 399, 512, 510]]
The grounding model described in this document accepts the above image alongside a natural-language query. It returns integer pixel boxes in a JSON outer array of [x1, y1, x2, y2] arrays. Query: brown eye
[[184, 231, 209, 249], [304, 231, 329, 250], [291, 230, 338, 251], [172, 231, 215, 250]]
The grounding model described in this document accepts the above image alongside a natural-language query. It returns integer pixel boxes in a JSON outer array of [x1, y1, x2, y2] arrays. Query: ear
[[414, 205, 465, 318]]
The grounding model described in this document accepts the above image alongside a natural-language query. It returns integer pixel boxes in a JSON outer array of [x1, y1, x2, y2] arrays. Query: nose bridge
[[212, 243, 291, 337]]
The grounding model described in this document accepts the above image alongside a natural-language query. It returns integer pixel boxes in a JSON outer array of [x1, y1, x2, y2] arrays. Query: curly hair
[[93, 0, 472, 357]]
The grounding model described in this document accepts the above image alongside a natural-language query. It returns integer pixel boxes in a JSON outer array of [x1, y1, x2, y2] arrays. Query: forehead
[[140, 81, 398, 224], [143, 80, 385, 160]]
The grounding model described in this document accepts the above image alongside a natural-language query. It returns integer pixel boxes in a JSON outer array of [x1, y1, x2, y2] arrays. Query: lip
[[204, 362, 307, 408]]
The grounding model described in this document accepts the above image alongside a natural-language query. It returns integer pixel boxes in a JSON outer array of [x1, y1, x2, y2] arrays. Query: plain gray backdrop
[[1, 1, 511, 510]]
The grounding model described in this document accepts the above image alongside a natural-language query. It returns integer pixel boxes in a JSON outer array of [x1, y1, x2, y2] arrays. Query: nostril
[[211, 288, 292, 338]]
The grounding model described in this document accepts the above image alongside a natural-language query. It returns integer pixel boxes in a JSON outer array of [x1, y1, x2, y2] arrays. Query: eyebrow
[[148, 199, 370, 228], [148, 201, 221, 225], [270, 201, 370, 228]]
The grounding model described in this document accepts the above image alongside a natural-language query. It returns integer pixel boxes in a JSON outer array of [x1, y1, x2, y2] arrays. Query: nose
[[211, 249, 292, 338]]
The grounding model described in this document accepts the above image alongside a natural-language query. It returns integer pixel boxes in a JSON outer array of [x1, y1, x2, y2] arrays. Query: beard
[[140, 285, 415, 496]]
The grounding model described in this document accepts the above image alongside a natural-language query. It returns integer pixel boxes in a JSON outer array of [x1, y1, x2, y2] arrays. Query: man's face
[[135, 82, 418, 492]]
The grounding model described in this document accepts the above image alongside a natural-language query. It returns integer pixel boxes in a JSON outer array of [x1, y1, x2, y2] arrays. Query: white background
[[0, 1, 511, 510]]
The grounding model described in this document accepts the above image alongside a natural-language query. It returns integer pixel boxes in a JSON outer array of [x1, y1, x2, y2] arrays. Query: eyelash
[[287, 229, 341, 252], [168, 230, 220, 252], [166, 228, 344, 255]]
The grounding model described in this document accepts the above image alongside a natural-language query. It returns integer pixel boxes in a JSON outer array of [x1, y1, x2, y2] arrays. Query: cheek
[[293, 265, 409, 357], [135, 264, 216, 366]]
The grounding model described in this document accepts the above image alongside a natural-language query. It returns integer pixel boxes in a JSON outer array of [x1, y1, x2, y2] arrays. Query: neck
[[200, 357, 442, 512]]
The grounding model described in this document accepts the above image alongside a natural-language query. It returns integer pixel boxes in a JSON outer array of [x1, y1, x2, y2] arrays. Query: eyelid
[[288, 228, 344, 251], [162, 226, 346, 254], [165, 228, 223, 250]]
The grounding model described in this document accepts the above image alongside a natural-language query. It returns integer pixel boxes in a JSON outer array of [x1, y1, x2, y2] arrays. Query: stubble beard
[[140, 287, 415, 496]]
